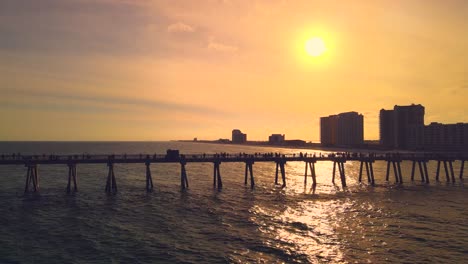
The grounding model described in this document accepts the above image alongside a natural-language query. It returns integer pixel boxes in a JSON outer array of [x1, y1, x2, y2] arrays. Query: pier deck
[[0, 152, 466, 194]]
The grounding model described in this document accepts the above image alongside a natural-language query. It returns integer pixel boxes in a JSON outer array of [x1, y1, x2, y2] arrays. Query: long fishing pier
[[0, 151, 466, 194]]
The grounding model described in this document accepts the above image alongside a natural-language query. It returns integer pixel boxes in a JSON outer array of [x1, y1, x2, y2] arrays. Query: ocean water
[[0, 141, 467, 263]]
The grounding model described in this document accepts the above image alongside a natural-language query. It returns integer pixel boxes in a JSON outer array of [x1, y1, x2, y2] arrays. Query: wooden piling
[[443, 161, 450, 182], [358, 161, 364, 182], [304, 161, 317, 187], [365, 161, 371, 183], [245, 162, 249, 185], [397, 161, 403, 183], [385, 161, 391, 181], [24, 164, 39, 193], [213, 161, 222, 189], [105, 162, 117, 194], [248, 162, 254, 188], [411, 161, 416, 181], [279, 160, 286, 187], [449, 161, 455, 183], [275, 162, 279, 185], [310, 162, 317, 186], [338, 161, 346, 188], [369, 161, 375, 185], [67, 163, 78, 193], [244, 160, 255, 188], [180, 161, 188, 190], [418, 161, 424, 182], [460, 160, 465, 179], [423, 161, 429, 183], [145, 162, 154, 192], [436, 160, 441, 182], [392, 161, 399, 183], [332, 161, 337, 184]]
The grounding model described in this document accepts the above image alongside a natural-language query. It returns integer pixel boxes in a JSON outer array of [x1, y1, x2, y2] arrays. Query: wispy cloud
[[2, 88, 230, 117], [167, 22, 195, 33], [208, 38, 238, 52]]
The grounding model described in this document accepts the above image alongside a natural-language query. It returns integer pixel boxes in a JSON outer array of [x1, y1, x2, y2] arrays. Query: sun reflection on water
[[249, 197, 355, 262]]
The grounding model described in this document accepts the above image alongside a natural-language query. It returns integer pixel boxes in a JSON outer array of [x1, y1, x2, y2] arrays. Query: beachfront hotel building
[[379, 104, 425, 149], [232, 129, 247, 144], [320, 112, 364, 147]]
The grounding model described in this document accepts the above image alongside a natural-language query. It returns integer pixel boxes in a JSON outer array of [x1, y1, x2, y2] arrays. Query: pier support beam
[[180, 161, 189, 190], [443, 161, 450, 182], [436, 161, 441, 182], [145, 161, 154, 192], [338, 161, 346, 188], [275, 159, 287, 187], [213, 161, 222, 189], [460, 160, 465, 179], [332, 161, 337, 184], [66, 163, 78, 193], [423, 161, 429, 183], [385, 161, 391, 181], [244, 160, 255, 188], [369, 161, 375, 185], [304, 161, 317, 187], [386, 160, 402, 184], [24, 164, 39, 193], [359, 160, 375, 185], [397, 161, 403, 183], [105, 162, 117, 194], [449, 161, 455, 183]]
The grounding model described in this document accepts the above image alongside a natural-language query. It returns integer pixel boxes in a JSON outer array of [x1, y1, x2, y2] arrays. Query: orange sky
[[1, 0, 467, 141]]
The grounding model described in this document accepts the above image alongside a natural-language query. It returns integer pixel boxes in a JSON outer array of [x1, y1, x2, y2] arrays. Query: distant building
[[320, 115, 338, 146], [424, 122, 468, 151], [379, 109, 394, 148], [379, 104, 425, 149], [268, 134, 285, 144], [320, 112, 363, 146], [232, 129, 247, 144]]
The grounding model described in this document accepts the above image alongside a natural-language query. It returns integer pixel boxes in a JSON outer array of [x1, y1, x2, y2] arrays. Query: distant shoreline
[[177, 140, 391, 153]]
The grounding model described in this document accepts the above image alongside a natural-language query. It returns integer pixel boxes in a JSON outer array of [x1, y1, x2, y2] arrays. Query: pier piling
[[436, 161, 441, 181], [105, 162, 117, 194], [66, 163, 78, 193], [332, 161, 337, 184], [304, 161, 317, 187], [449, 161, 455, 182], [244, 159, 255, 188], [180, 161, 189, 190], [443, 161, 450, 182], [213, 161, 222, 189], [24, 164, 39, 193], [423, 161, 429, 183], [145, 161, 154, 192], [338, 161, 346, 188], [460, 160, 465, 179]]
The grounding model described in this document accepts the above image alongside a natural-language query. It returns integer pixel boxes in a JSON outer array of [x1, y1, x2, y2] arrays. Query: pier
[[1, 151, 467, 194]]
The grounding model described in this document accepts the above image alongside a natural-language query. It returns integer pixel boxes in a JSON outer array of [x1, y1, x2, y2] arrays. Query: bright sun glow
[[305, 37, 326, 57]]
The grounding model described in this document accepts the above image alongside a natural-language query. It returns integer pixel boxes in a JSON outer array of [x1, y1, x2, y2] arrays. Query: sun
[[305, 37, 326, 57]]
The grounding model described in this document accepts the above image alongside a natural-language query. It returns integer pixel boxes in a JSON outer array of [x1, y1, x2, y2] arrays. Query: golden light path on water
[[244, 148, 393, 263]]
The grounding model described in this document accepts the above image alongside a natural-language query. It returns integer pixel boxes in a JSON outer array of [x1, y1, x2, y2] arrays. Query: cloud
[[1, 88, 231, 117], [207, 39, 238, 52], [167, 22, 195, 33]]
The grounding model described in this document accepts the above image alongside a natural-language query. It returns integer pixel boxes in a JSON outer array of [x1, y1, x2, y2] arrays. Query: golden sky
[[1, 0, 467, 141]]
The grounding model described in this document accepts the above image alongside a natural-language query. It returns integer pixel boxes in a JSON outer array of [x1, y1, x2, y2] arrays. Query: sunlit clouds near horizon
[[1, 0, 467, 141]]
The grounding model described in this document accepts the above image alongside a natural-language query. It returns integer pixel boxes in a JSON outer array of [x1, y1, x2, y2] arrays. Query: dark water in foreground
[[0, 142, 467, 263]]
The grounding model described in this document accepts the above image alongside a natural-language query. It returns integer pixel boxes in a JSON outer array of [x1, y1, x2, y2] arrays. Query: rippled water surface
[[0, 142, 467, 263]]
